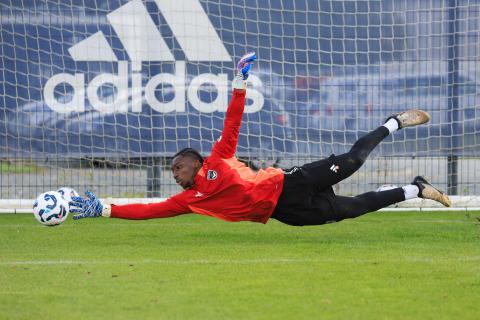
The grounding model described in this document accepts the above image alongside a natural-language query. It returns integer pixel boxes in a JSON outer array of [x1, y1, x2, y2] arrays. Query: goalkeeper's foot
[[236, 52, 256, 80], [386, 109, 430, 129], [412, 176, 451, 207]]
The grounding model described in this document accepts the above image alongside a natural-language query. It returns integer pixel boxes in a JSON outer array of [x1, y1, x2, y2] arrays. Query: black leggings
[[328, 126, 405, 219], [302, 126, 390, 188], [272, 126, 406, 226], [332, 188, 405, 221]]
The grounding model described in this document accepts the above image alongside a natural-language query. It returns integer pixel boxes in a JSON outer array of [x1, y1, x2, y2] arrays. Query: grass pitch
[[1, 211, 479, 319]]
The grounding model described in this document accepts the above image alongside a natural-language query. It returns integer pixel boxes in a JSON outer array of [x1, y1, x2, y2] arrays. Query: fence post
[[447, 0, 460, 195], [147, 157, 162, 197]]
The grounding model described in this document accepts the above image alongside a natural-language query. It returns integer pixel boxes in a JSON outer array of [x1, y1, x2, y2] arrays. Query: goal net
[[1, 0, 479, 209]]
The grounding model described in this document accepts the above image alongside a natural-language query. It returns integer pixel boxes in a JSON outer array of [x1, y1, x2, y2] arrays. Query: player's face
[[171, 155, 201, 190]]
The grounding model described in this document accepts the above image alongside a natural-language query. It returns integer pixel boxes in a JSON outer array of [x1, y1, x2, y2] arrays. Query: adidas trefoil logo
[[43, 0, 264, 115]]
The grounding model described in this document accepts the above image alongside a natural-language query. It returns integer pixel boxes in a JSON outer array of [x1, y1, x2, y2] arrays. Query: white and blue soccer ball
[[33, 191, 69, 226], [57, 187, 79, 203]]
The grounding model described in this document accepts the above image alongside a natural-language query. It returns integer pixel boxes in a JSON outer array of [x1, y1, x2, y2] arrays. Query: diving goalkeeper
[[70, 52, 451, 226]]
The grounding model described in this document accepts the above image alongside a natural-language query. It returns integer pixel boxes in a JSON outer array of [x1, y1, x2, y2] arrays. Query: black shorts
[[271, 155, 341, 226]]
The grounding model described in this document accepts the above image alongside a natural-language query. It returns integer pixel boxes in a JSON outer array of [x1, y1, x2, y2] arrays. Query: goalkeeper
[[71, 53, 451, 226]]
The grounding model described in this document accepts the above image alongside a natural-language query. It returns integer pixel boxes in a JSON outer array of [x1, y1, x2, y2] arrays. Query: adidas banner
[[1, 1, 478, 158]]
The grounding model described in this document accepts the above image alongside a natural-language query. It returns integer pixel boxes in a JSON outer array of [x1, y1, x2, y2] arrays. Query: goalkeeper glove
[[233, 52, 257, 90], [236, 51, 256, 80], [70, 190, 106, 220]]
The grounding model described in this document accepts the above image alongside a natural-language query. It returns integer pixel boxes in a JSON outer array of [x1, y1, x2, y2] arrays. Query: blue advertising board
[[1, 0, 478, 158]]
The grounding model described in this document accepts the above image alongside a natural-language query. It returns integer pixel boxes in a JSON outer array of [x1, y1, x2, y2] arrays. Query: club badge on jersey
[[207, 170, 218, 180]]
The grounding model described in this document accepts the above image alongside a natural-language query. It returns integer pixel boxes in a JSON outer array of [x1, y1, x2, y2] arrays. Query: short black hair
[[173, 148, 204, 164]]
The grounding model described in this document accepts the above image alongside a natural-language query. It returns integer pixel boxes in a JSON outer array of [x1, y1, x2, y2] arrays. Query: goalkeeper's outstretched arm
[[211, 52, 256, 159], [70, 191, 189, 220]]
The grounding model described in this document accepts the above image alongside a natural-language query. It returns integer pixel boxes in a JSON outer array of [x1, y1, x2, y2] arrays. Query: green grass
[[0, 161, 44, 174], [1, 212, 479, 320]]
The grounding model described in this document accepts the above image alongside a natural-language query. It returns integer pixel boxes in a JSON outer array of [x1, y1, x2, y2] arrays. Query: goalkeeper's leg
[[301, 109, 430, 189], [272, 178, 450, 226], [331, 188, 406, 221], [330, 175, 451, 222]]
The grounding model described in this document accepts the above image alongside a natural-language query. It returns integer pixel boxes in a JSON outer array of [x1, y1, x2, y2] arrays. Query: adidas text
[[44, 61, 264, 114]]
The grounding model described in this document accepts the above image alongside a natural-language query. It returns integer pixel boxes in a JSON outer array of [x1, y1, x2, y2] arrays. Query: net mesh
[[1, 0, 479, 200]]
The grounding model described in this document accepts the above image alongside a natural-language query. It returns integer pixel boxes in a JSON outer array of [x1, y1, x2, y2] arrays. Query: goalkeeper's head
[[171, 148, 204, 189]]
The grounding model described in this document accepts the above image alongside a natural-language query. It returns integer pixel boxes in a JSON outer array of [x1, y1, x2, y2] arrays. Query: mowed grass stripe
[[0, 212, 479, 320], [2, 255, 480, 266]]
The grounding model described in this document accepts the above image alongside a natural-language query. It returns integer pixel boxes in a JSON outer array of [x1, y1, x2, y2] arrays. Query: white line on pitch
[[1, 256, 480, 266]]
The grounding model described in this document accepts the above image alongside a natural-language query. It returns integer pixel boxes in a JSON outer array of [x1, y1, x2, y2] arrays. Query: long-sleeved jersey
[[110, 89, 285, 223]]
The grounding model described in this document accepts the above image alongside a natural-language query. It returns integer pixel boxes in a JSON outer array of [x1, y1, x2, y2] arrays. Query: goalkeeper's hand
[[69, 190, 104, 220], [236, 52, 256, 80]]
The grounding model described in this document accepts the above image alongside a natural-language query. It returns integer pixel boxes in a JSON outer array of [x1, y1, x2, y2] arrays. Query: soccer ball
[[33, 191, 69, 226], [57, 187, 79, 203], [376, 184, 399, 192]]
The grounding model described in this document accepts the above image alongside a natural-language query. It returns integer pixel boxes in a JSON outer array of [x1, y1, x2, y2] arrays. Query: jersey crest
[[207, 170, 218, 180]]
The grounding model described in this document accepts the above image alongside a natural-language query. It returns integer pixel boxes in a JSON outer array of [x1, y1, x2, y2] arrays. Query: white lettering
[[131, 71, 143, 112], [145, 61, 186, 113], [87, 61, 129, 114], [44, 63, 264, 114], [188, 73, 228, 113], [43, 73, 84, 114], [243, 75, 264, 114]]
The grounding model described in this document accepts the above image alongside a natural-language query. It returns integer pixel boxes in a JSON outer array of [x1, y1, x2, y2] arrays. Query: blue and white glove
[[233, 52, 256, 90], [69, 190, 104, 220], [236, 51, 256, 80]]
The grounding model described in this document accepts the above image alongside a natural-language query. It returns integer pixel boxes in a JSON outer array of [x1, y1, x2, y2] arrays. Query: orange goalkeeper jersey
[[110, 89, 285, 223]]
